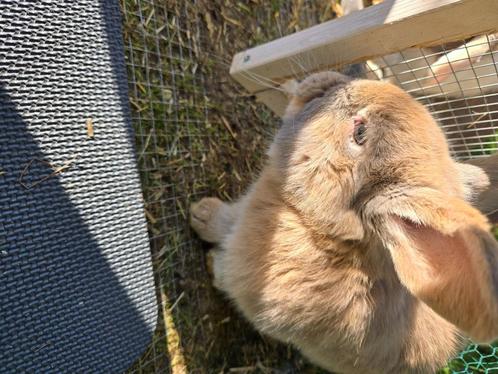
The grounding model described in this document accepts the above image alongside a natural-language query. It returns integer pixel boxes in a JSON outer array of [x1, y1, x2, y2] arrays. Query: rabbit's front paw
[[190, 197, 222, 242]]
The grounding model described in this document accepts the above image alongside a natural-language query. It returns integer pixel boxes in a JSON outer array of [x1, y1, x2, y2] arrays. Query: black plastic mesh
[[0, 1, 157, 372]]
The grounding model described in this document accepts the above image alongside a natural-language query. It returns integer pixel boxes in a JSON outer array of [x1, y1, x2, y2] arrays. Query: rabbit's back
[[216, 169, 463, 374]]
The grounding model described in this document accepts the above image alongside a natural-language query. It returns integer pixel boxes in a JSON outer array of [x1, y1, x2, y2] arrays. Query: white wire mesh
[[363, 33, 498, 160]]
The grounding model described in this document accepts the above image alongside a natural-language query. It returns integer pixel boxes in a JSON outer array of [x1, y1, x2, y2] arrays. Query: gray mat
[[0, 1, 158, 372]]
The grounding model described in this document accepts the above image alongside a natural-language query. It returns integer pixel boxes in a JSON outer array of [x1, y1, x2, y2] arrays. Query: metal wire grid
[[119, 1, 343, 372], [121, 0, 352, 373], [120, 0, 498, 372], [363, 34, 498, 160], [121, 1, 207, 371]]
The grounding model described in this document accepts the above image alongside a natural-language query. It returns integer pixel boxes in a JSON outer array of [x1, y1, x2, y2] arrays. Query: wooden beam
[[254, 90, 288, 118], [230, 0, 498, 116]]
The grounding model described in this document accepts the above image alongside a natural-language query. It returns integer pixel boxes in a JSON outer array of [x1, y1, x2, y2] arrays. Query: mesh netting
[[363, 36, 498, 161], [121, 1, 319, 372], [120, 1, 498, 373], [0, 1, 157, 372]]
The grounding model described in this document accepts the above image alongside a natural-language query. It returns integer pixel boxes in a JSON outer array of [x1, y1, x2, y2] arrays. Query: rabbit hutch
[[1, 0, 497, 373]]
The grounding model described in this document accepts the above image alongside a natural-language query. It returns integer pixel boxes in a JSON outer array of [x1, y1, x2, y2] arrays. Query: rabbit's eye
[[353, 117, 367, 145]]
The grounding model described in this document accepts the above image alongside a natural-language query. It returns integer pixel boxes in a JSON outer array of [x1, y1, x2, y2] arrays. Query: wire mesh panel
[[120, 1, 344, 372], [364, 34, 498, 160], [120, 1, 498, 373]]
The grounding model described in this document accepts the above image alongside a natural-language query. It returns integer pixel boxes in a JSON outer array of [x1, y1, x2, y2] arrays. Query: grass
[[470, 130, 498, 157], [439, 342, 498, 374], [120, 0, 498, 373]]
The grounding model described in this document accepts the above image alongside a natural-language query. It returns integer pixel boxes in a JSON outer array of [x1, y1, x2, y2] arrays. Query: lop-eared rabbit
[[190, 72, 498, 374]]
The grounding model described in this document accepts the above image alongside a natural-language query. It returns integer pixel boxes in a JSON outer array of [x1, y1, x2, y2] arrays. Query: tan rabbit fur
[[190, 71, 498, 374]]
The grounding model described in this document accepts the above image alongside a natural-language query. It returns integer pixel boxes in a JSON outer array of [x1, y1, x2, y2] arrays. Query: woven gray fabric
[[0, 1, 157, 372]]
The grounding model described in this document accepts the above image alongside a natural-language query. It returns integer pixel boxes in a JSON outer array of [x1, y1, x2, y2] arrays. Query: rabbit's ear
[[375, 190, 498, 342], [282, 72, 350, 119]]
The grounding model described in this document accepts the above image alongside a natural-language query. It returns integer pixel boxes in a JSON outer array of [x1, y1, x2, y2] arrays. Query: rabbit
[[190, 71, 498, 374]]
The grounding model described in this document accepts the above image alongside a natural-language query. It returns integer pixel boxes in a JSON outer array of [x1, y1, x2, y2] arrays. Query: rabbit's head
[[274, 71, 498, 342]]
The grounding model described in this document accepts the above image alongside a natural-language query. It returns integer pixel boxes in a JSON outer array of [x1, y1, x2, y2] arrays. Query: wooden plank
[[254, 89, 288, 117], [230, 0, 498, 116]]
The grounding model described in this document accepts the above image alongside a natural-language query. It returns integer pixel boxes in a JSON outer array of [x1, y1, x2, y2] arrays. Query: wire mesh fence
[[120, 1, 498, 373], [120, 0, 339, 372], [364, 34, 498, 160]]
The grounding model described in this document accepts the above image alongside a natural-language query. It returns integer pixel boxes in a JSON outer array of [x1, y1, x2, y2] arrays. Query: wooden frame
[[229, 0, 498, 116]]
